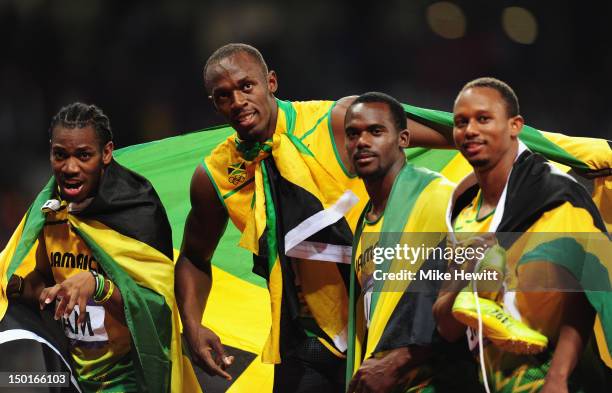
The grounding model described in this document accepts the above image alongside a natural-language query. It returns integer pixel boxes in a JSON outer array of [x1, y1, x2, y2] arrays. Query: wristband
[[95, 279, 114, 304], [91, 270, 105, 300]]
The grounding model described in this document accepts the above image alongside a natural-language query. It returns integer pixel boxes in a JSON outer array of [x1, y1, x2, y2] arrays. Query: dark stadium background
[[1, 0, 611, 246]]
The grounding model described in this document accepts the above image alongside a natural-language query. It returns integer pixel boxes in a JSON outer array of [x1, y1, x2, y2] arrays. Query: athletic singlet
[[354, 213, 384, 329], [43, 203, 136, 391]]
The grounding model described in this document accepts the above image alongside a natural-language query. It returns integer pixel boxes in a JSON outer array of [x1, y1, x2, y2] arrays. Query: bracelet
[[90, 270, 99, 297], [95, 279, 114, 304], [90, 270, 105, 300]]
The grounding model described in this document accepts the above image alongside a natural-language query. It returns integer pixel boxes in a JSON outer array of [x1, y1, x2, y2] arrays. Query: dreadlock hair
[[203, 43, 269, 93], [48, 103, 112, 149]]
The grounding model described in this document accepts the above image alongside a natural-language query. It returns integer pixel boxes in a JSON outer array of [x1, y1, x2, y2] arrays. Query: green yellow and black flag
[[1, 101, 610, 392], [0, 161, 200, 393]]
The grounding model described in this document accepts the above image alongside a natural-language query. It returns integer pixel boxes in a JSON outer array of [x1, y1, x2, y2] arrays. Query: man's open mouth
[[62, 182, 84, 198]]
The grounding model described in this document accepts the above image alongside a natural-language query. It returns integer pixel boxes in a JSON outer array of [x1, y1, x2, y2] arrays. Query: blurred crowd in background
[[1, 0, 611, 247]]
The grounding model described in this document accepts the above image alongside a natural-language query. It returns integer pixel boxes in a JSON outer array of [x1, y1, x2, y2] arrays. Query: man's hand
[[6, 275, 23, 298], [541, 373, 569, 393], [39, 271, 95, 324], [348, 347, 417, 393], [185, 324, 234, 380]]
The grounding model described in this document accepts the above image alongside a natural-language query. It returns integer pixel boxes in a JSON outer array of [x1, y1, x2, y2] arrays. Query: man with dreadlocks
[[1, 103, 198, 393]]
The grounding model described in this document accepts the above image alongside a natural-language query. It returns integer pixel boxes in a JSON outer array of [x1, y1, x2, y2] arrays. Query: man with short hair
[[434, 77, 610, 392], [344, 92, 480, 393], [1, 103, 198, 393]]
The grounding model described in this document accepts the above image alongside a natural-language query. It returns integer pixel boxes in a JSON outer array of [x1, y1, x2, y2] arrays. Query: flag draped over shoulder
[[1, 101, 609, 392], [204, 100, 360, 364], [496, 151, 611, 368], [449, 148, 611, 375], [346, 163, 457, 390], [0, 161, 200, 393]]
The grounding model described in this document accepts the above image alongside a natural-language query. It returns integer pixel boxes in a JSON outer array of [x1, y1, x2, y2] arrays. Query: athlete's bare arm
[[519, 262, 595, 393], [8, 236, 53, 304], [175, 165, 234, 380]]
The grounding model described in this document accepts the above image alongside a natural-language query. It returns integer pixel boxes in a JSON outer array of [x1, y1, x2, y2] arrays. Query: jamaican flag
[[346, 163, 460, 390], [1, 100, 609, 392], [0, 160, 200, 393]]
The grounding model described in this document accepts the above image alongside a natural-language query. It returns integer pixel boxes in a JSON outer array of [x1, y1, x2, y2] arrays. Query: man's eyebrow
[[366, 123, 386, 130]]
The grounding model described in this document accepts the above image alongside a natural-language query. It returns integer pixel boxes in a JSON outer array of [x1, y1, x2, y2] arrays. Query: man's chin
[[235, 129, 260, 142], [469, 158, 490, 168], [356, 168, 384, 181]]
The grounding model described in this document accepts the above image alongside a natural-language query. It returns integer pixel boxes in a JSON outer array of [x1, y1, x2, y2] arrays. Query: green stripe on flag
[[114, 127, 235, 248], [7, 178, 55, 279], [519, 126, 589, 170], [370, 163, 440, 318], [73, 227, 173, 393], [114, 126, 267, 288], [405, 147, 458, 173]]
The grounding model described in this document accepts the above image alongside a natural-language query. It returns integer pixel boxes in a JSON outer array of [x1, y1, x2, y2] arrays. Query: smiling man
[[3, 103, 197, 393], [434, 77, 610, 393]]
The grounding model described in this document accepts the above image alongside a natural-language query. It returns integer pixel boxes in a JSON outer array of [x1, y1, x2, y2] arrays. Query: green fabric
[[405, 147, 457, 173], [261, 162, 279, 273], [517, 237, 610, 287], [113, 126, 267, 289], [7, 178, 54, 279], [369, 163, 441, 315], [74, 227, 173, 393], [517, 236, 612, 350], [400, 105, 590, 171], [346, 205, 369, 389], [519, 125, 588, 170], [345, 163, 441, 386], [277, 99, 297, 135], [286, 133, 314, 157]]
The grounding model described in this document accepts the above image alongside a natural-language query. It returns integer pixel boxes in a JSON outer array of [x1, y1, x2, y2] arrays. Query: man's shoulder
[[514, 152, 591, 201], [502, 151, 606, 232], [286, 99, 336, 131]]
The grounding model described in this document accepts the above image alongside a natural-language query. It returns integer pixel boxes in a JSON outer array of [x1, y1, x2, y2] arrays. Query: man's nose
[[231, 90, 247, 108], [62, 157, 80, 175], [357, 133, 372, 149], [465, 119, 480, 137]]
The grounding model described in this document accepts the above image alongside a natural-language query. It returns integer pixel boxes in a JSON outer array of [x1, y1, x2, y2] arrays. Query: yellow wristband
[[95, 279, 114, 304]]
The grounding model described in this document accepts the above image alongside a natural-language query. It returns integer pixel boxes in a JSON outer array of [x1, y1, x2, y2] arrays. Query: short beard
[[357, 167, 385, 182], [469, 158, 489, 168]]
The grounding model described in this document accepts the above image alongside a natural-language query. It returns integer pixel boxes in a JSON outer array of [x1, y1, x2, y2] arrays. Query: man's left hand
[[347, 347, 411, 393]]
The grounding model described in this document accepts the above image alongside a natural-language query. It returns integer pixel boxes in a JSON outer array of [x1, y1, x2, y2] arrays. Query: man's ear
[[102, 141, 114, 165], [509, 115, 524, 138], [267, 70, 278, 94], [398, 128, 410, 149]]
